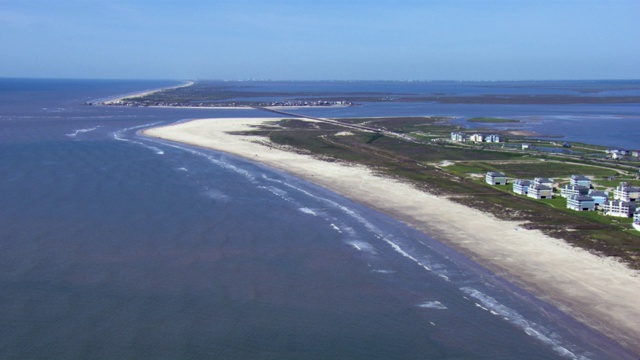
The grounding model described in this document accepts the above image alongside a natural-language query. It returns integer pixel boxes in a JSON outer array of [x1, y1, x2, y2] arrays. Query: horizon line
[[2, 77, 640, 83]]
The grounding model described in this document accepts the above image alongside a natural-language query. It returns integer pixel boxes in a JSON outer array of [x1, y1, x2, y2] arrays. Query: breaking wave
[[299, 207, 317, 216], [461, 287, 586, 360], [112, 122, 165, 154], [418, 301, 448, 310], [66, 126, 101, 137]]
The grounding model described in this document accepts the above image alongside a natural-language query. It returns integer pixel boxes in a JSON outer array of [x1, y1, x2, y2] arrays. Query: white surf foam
[[347, 240, 376, 254], [418, 301, 448, 310], [460, 287, 584, 359], [112, 122, 165, 154], [340, 226, 357, 237], [259, 186, 292, 202], [144, 139, 258, 183], [266, 176, 441, 274], [66, 126, 101, 137], [380, 237, 432, 272], [299, 207, 317, 216], [371, 269, 395, 274]]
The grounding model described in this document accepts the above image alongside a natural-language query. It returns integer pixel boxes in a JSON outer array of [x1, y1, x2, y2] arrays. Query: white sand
[[144, 117, 640, 353]]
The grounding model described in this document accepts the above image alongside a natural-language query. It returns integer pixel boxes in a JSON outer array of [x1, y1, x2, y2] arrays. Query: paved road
[[253, 106, 420, 143]]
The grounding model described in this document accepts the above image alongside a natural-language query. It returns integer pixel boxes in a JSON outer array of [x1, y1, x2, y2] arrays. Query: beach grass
[[254, 117, 640, 267], [450, 161, 619, 179]]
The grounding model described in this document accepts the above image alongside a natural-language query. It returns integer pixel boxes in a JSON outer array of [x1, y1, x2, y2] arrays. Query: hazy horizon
[[3, 77, 640, 82]]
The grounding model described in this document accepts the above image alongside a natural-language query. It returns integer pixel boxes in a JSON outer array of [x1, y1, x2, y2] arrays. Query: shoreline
[[100, 81, 195, 105], [99, 103, 353, 110], [143, 117, 640, 355]]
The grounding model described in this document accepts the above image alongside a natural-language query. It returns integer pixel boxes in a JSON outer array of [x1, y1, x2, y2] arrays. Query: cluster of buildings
[[486, 172, 640, 229], [451, 132, 501, 143], [487, 173, 553, 199], [256, 100, 354, 107], [102, 99, 354, 108], [606, 149, 640, 160]]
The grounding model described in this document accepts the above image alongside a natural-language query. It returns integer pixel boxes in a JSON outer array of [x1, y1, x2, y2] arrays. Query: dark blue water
[[1, 79, 637, 359]]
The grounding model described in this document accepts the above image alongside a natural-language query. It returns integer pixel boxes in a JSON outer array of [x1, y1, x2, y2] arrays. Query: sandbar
[[143, 117, 640, 354]]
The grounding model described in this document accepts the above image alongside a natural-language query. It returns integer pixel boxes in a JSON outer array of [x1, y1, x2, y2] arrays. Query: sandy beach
[[144, 117, 640, 354]]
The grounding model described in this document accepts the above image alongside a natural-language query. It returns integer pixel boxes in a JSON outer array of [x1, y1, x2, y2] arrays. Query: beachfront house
[[566, 195, 595, 211], [534, 177, 554, 189], [512, 179, 532, 195], [450, 132, 465, 142], [484, 134, 501, 143], [486, 172, 507, 185], [601, 200, 639, 217], [587, 190, 609, 209], [522, 144, 530, 150], [613, 183, 640, 202], [570, 175, 591, 188], [560, 184, 589, 198], [606, 149, 628, 157], [527, 184, 553, 199]]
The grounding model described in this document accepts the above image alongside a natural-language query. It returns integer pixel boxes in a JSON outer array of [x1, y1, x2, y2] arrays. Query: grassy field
[[446, 160, 619, 180], [248, 116, 640, 268]]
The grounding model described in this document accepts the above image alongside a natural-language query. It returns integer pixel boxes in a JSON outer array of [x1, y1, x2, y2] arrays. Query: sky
[[1, 0, 638, 80]]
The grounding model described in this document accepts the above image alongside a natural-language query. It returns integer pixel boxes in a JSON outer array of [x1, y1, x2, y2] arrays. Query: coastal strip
[[100, 81, 195, 105], [143, 117, 640, 355]]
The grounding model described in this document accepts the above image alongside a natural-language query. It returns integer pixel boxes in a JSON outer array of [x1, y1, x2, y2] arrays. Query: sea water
[[0, 79, 637, 359]]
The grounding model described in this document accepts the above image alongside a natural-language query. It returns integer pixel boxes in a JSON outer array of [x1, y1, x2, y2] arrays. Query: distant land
[[467, 117, 520, 123], [95, 80, 640, 108], [136, 80, 640, 267]]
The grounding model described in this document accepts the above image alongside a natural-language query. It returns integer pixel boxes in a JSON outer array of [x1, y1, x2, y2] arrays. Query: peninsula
[[143, 115, 640, 355]]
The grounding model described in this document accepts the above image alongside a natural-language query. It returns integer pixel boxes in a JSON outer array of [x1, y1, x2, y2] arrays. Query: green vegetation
[[467, 117, 519, 123], [246, 116, 640, 268], [112, 81, 640, 107], [366, 132, 384, 144], [447, 161, 618, 180], [593, 179, 640, 188]]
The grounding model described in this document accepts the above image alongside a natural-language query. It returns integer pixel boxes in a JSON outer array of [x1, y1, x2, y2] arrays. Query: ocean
[[0, 79, 638, 359]]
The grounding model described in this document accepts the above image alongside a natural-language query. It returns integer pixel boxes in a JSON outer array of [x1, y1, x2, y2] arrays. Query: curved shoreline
[[100, 80, 195, 105], [143, 117, 640, 356]]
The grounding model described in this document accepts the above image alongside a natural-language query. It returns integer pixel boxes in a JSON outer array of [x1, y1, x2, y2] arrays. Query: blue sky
[[1, 0, 638, 80]]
